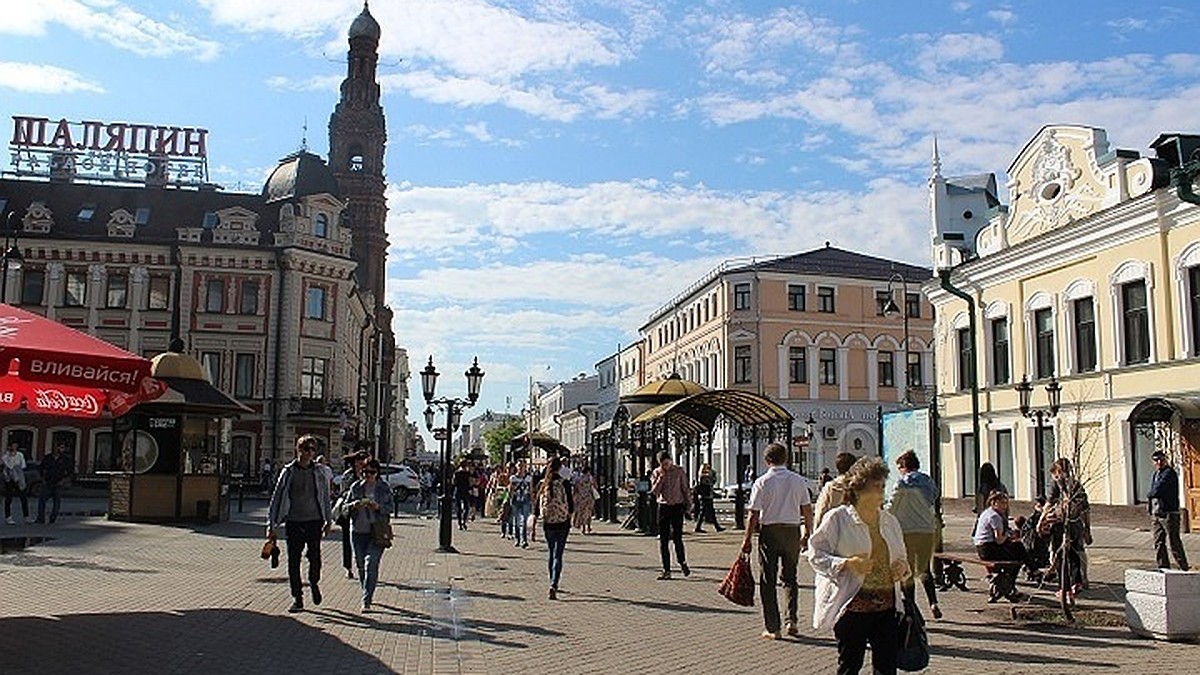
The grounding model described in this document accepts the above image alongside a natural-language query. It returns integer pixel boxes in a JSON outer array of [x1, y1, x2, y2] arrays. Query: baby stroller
[[1018, 503, 1051, 581]]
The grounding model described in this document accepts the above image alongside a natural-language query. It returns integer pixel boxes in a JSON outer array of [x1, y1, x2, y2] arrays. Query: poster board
[[881, 408, 932, 498]]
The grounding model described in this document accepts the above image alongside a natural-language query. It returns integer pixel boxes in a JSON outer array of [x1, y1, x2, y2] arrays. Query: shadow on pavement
[[931, 621, 1153, 651], [566, 590, 753, 615], [0, 608, 393, 675]]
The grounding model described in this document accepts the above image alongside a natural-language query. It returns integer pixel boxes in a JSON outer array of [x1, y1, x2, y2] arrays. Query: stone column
[[44, 262, 64, 321], [837, 346, 849, 401]]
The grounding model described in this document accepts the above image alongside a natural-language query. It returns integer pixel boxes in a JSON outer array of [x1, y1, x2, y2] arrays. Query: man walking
[[741, 442, 813, 639], [651, 451, 691, 580], [1148, 450, 1190, 570], [888, 450, 942, 619], [36, 443, 74, 524], [268, 435, 332, 613]]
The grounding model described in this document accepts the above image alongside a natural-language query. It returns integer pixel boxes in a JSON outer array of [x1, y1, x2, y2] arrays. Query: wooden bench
[[933, 553, 1024, 603]]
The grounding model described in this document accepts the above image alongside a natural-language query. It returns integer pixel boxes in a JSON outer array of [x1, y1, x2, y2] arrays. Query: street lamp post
[[1016, 374, 1061, 499], [881, 272, 911, 405], [421, 355, 485, 554], [1, 212, 26, 303], [803, 412, 816, 475]]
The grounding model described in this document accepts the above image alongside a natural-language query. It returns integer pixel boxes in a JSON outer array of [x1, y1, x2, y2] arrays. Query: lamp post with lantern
[[1015, 374, 1061, 498], [1, 212, 25, 303], [420, 355, 485, 553], [881, 272, 912, 405]]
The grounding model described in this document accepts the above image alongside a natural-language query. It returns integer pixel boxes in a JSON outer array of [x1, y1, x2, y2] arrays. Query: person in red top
[[651, 450, 691, 580]]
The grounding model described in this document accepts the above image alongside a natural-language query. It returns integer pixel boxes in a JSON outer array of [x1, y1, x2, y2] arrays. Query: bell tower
[[329, 1, 387, 306]]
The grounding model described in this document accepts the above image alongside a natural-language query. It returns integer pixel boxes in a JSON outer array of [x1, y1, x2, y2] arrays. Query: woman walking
[[509, 460, 533, 548], [693, 463, 725, 533], [338, 451, 367, 579], [346, 459, 394, 612], [809, 457, 910, 675], [572, 466, 596, 534], [538, 456, 574, 599]]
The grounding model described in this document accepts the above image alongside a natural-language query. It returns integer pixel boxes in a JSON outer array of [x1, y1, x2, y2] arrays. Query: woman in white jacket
[[808, 457, 910, 675]]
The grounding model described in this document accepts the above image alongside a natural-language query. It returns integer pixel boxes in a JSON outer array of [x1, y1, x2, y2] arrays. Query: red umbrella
[[0, 304, 166, 418]]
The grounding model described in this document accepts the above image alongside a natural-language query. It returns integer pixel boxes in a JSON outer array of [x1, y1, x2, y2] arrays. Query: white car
[[379, 463, 421, 501]]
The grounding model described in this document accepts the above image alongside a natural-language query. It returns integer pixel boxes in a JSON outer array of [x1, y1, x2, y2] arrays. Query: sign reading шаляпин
[[8, 115, 209, 186]]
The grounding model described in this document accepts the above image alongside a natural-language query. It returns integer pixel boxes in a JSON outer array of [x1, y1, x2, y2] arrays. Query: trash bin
[[196, 500, 211, 521]]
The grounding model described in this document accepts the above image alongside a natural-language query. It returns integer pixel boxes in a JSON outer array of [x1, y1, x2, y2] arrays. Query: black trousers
[[1153, 513, 1190, 570], [3, 480, 29, 518], [834, 609, 898, 675], [758, 524, 801, 633], [695, 496, 722, 530], [338, 515, 353, 571], [657, 502, 687, 573], [285, 519, 324, 600]]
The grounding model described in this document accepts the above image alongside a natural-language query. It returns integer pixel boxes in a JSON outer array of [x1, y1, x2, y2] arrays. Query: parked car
[[379, 463, 420, 502]]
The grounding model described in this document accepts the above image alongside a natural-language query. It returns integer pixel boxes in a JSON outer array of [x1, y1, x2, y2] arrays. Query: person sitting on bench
[[973, 490, 1026, 564]]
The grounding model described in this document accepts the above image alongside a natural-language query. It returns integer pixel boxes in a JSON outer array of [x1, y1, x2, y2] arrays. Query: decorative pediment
[[107, 208, 136, 238], [22, 201, 53, 234], [177, 227, 202, 242], [1006, 126, 1110, 246], [211, 206, 260, 245]]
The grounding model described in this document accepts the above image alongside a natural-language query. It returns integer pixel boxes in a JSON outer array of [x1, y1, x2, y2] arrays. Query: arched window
[[314, 213, 328, 238]]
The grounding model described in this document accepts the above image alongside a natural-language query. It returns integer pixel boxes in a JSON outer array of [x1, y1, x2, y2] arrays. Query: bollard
[[238, 481, 244, 513]]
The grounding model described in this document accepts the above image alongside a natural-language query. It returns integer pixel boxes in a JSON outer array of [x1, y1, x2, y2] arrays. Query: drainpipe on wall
[[938, 269, 982, 485]]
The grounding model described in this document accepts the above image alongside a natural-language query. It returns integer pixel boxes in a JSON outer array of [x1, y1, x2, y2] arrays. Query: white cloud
[[0, 62, 104, 94], [382, 71, 584, 122], [578, 85, 659, 120], [2, 0, 220, 60], [987, 9, 1017, 27], [916, 33, 1004, 68]]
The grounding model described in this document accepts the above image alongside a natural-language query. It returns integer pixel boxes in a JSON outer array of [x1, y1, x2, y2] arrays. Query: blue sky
[[2, 1, 1198, 447]]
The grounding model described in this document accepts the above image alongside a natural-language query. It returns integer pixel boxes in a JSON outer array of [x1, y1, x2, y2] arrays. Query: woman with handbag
[[808, 456, 911, 675], [345, 458, 394, 612], [538, 456, 574, 599], [572, 466, 596, 534], [337, 451, 368, 579]]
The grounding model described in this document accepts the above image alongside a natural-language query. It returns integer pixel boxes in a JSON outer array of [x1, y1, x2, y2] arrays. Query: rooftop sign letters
[[8, 115, 210, 186]]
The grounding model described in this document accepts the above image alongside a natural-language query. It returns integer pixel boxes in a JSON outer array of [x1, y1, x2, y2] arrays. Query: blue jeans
[[544, 523, 569, 589], [351, 531, 383, 606], [37, 483, 62, 522], [511, 500, 531, 544]]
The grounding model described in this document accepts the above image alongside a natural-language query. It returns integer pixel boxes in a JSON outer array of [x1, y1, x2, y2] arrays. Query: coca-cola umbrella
[[0, 304, 166, 418]]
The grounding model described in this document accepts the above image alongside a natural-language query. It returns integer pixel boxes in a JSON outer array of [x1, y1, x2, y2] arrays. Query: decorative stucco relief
[[1006, 127, 1111, 247]]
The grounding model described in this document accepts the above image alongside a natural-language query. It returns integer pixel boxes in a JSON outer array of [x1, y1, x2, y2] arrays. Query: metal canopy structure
[[1129, 397, 1200, 423], [630, 389, 793, 437]]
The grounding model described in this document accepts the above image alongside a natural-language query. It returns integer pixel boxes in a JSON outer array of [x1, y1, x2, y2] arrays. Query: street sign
[[433, 428, 447, 441]]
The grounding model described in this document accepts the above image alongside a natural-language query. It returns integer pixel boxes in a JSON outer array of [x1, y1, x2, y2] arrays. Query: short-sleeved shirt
[[747, 465, 811, 526], [509, 473, 532, 503], [973, 506, 1009, 545]]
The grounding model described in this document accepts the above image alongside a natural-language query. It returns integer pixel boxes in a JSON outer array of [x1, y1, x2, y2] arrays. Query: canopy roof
[[1129, 397, 1200, 423], [620, 373, 707, 406], [630, 388, 792, 437]]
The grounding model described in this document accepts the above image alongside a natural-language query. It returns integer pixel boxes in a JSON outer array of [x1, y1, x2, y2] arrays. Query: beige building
[[639, 247, 933, 482], [927, 125, 1200, 524]]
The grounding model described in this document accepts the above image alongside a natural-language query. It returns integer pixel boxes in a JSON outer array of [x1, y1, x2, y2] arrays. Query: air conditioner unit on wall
[[823, 426, 838, 440]]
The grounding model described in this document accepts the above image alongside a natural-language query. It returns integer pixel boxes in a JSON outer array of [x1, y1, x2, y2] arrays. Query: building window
[[200, 351, 222, 387], [991, 317, 1009, 385], [789, 346, 807, 384], [301, 357, 327, 399], [63, 270, 86, 307], [106, 273, 127, 308], [906, 292, 921, 319], [734, 345, 752, 383], [234, 353, 256, 399], [1073, 297, 1097, 372], [306, 286, 326, 320], [818, 286, 835, 313], [314, 213, 328, 238], [788, 284, 805, 311], [93, 431, 115, 472], [907, 351, 923, 388], [1034, 308, 1055, 378], [148, 274, 170, 310], [959, 433, 977, 496], [20, 269, 44, 306], [733, 283, 750, 310], [875, 290, 891, 316], [1191, 267, 1200, 356], [819, 348, 837, 385], [1122, 280, 1150, 365], [957, 328, 972, 392], [205, 279, 225, 313], [239, 280, 259, 315], [878, 351, 894, 387]]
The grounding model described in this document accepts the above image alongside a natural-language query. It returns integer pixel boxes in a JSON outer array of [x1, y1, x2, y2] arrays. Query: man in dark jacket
[[1148, 450, 1190, 570], [36, 444, 74, 524]]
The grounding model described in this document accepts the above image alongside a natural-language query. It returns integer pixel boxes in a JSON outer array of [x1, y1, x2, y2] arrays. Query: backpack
[[539, 479, 573, 524]]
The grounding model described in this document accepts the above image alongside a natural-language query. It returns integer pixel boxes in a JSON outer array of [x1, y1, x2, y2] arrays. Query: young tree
[[483, 418, 525, 465]]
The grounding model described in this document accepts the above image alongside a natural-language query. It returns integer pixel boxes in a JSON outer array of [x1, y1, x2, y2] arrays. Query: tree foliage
[[482, 418, 525, 465]]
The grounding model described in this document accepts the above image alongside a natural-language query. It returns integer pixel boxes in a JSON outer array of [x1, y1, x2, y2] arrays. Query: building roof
[[262, 150, 340, 203], [733, 244, 931, 283], [0, 176, 278, 243], [349, 3, 381, 42]]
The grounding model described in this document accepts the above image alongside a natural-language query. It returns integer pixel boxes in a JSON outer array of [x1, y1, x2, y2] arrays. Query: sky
[[2, 0, 1199, 449]]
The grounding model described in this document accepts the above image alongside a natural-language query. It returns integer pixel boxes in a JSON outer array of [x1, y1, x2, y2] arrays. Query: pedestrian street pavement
[[1, 501, 1197, 675]]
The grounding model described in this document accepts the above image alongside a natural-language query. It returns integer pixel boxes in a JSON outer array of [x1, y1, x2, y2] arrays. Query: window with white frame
[[1073, 297, 1097, 372], [305, 286, 326, 320], [907, 351, 923, 387], [1034, 308, 1055, 378], [991, 317, 1010, 385], [878, 351, 894, 387], [788, 284, 805, 311], [1110, 261, 1154, 366], [301, 357, 327, 399], [789, 346, 807, 384], [1190, 266, 1200, 356], [957, 328, 972, 392], [819, 348, 837, 384], [733, 283, 751, 310], [734, 345, 752, 383]]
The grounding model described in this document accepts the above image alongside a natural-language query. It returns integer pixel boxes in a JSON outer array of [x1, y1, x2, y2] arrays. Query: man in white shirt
[[741, 442, 814, 639]]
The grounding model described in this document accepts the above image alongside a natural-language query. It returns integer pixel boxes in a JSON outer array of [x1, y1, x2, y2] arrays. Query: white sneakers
[[5, 516, 15, 525]]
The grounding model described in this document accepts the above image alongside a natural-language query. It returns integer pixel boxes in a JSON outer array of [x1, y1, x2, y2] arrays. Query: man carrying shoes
[[741, 442, 814, 640], [268, 435, 333, 613]]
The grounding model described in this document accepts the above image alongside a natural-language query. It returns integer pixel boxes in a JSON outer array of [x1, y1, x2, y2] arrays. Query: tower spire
[[931, 135, 943, 182]]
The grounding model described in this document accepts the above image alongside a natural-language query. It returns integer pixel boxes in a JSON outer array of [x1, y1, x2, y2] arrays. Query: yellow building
[[640, 246, 933, 483], [927, 125, 1200, 525]]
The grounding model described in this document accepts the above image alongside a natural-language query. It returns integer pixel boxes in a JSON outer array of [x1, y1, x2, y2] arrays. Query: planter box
[[1125, 568, 1200, 641]]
